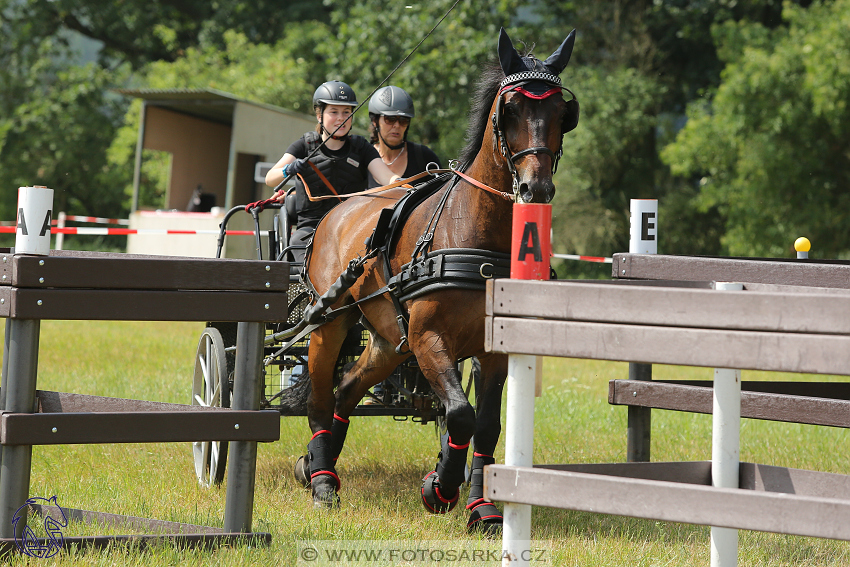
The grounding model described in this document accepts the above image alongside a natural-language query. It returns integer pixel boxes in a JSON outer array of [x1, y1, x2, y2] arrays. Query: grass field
[[4, 319, 850, 565]]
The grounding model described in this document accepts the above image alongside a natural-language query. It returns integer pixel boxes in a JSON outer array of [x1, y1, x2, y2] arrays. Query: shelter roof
[[113, 87, 309, 125]]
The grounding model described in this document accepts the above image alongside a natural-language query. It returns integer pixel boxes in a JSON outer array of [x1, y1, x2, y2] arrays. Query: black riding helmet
[[368, 85, 414, 149], [313, 80, 358, 140], [368, 86, 415, 118]]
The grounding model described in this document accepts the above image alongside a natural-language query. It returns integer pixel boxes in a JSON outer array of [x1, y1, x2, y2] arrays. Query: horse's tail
[[278, 371, 312, 415], [276, 356, 353, 415]]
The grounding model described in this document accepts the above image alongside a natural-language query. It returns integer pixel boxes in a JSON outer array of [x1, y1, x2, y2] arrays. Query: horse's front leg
[[466, 353, 507, 535], [414, 332, 476, 514]]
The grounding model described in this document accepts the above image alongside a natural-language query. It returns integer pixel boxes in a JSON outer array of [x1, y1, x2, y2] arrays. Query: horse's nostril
[[519, 183, 533, 203]]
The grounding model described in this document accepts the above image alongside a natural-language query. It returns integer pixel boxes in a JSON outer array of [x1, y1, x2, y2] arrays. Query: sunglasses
[[382, 116, 410, 126]]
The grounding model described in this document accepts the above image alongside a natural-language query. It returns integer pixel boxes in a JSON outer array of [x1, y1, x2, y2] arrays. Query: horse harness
[[297, 169, 510, 354]]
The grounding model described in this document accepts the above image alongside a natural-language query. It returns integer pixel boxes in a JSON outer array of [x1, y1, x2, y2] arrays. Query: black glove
[[288, 158, 308, 176]]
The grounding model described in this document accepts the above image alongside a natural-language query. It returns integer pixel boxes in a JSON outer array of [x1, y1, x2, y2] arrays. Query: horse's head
[[493, 28, 579, 204]]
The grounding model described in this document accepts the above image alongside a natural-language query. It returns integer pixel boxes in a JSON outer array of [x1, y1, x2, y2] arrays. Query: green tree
[[662, 0, 850, 258], [320, 0, 526, 161]]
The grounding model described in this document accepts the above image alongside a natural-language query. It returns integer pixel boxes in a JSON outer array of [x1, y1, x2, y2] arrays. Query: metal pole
[[627, 199, 657, 462], [223, 321, 264, 533], [710, 282, 743, 567], [0, 319, 41, 539]]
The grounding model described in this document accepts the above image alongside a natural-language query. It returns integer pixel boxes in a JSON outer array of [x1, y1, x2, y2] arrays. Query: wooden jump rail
[[483, 277, 850, 542], [610, 253, 850, 457], [0, 248, 287, 553]]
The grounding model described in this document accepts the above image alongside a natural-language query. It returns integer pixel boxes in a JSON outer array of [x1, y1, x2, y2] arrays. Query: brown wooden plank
[[7, 288, 287, 322], [608, 380, 850, 428], [35, 391, 228, 413], [535, 461, 712, 485], [484, 464, 850, 540], [11, 255, 289, 292], [614, 253, 850, 289], [0, 533, 271, 553], [644, 380, 850, 399], [533, 461, 850, 498], [740, 462, 850, 498], [487, 279, 850, 334], [486, 317, 850, 375], [31, 504, 224, 534], [0, 410, 280, 445]]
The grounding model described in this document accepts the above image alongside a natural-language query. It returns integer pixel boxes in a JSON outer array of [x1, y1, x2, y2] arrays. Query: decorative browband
[[499, 71, 562, 89]]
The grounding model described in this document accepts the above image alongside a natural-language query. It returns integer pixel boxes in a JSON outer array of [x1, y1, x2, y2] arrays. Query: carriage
[[189, 193, 474, 488]]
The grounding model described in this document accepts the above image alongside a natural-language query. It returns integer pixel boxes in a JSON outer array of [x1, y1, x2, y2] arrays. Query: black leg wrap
[[420, 437, 468, 515], [308, 431, 340, 508], [466, 453, 503, 536], [434, 437, 470, 494], [331, 414, 350, 460]]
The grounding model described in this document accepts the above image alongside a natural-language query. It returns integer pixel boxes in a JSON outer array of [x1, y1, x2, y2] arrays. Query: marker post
[[502, 203, 550, 566], [627, 199, 657, 462], [0, 187, 53, 539]]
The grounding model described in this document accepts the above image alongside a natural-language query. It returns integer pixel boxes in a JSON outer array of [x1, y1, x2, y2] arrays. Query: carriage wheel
[[192, 327, 232, 487]]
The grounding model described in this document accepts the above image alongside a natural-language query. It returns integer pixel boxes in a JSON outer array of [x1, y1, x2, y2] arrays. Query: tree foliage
[[662, 0, 850, 258], [0, 0, 844, 262]]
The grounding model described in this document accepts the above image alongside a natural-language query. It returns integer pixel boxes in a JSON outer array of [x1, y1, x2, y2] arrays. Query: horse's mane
[[457, 62, 504, 167]]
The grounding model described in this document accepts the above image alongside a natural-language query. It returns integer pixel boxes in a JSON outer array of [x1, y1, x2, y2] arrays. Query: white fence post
[[711, 281, 743, 567]]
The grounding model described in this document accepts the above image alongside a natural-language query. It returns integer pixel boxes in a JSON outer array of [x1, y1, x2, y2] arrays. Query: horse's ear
[[543, 29, 576, 75], [498, 27, 526, 77]]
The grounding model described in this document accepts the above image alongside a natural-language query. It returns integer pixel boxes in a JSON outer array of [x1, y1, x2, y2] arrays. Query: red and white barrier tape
[[54, 215, 129, 226], [552, 253, 612, 264], [0, 226, 263, 236], [0, 226, 612, 261]]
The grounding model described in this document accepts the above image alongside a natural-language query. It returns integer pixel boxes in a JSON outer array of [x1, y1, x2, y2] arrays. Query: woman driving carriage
[[265, 80, 401, 263]]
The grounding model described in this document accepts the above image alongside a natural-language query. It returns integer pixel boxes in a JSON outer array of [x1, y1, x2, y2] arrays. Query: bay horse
[[281, 27, 579, 533]]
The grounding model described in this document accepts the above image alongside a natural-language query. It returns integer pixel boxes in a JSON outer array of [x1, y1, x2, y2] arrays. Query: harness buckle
[[479, 263, 494, 279], [394, 335, 409, 355]]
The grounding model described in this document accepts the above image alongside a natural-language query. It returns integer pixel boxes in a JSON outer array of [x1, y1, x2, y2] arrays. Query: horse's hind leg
[[304, 310, 360, 508], [465, 353, 507, 535], [330, 326, 409, 461]]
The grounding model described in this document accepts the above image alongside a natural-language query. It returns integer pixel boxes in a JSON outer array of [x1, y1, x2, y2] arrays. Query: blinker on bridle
[[491, 70, 576, 199]]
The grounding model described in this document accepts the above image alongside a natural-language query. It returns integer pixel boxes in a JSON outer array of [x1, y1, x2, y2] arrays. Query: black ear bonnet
[[497, 27, 579, 134]]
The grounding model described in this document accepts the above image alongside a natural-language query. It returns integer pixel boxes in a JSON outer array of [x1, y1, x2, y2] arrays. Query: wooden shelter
[[115, 88, 316, 258]]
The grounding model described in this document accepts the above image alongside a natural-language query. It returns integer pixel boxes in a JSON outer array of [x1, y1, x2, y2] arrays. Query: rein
[[299, 167, 511, 202]]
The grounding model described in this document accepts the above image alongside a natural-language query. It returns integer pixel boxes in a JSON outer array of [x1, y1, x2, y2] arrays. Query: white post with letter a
[[0, 186, 53, 539]]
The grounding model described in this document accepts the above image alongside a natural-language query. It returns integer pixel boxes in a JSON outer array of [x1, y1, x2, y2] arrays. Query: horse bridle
[[491, 71, 576, 198]]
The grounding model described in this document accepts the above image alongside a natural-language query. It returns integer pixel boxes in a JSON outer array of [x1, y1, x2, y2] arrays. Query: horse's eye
[[503, 103, 519, 118]]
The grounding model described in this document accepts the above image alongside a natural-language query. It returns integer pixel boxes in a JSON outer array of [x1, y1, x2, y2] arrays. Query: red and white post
[[502, 203, 551, 566]]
